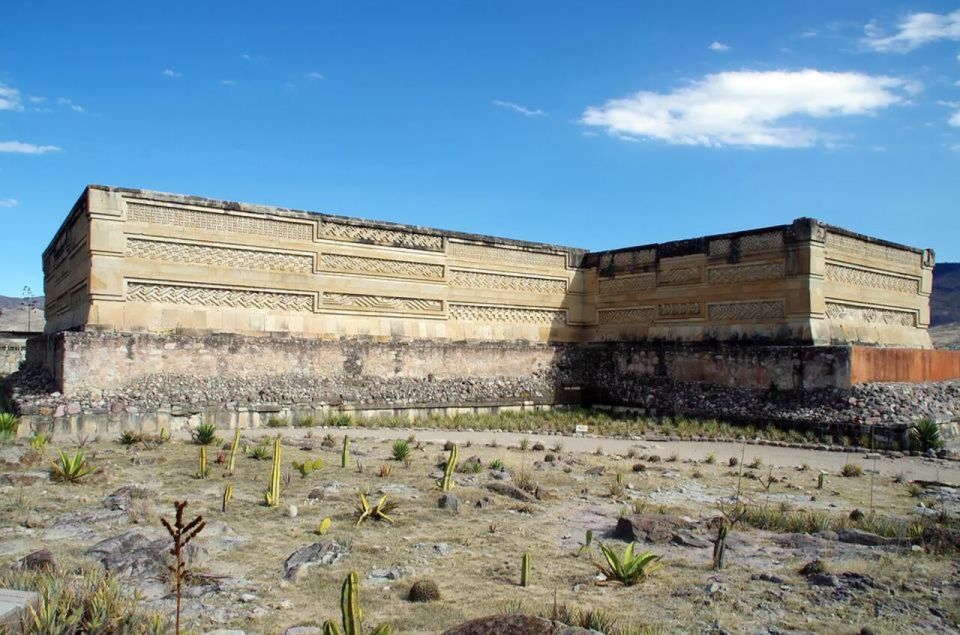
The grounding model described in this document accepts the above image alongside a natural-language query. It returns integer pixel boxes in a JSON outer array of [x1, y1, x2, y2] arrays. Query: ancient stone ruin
[[12, 185, 960, 442]]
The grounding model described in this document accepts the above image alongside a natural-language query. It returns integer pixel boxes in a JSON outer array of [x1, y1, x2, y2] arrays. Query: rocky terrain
[[1, 425, 959, 633]]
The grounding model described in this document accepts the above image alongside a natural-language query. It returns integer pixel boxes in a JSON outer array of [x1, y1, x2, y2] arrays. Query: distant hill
[[0, 295, 44, 332], [931, 262, 960, 350]]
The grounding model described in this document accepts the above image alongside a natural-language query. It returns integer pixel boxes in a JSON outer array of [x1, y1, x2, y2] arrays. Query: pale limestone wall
[[816, 226, 933, 348], [41, 186, 933, 348]]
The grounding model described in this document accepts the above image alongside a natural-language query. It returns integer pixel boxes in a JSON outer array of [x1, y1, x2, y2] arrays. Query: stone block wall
[[0, 340, 25, 376]]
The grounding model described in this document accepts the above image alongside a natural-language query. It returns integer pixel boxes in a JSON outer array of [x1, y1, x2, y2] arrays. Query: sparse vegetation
[[266, 415, 288, 428], [191, 422, 218, 446], [595, 543, 661, 586], [292, 457, 324, 478], [50, 449, 97, 483], [841, 462, 863, 477], [391, 439, 412, 462], [910, 418, 944, 452], [118, 430, 143, 446], [355, 492, 398, 526], [248, 444, 270, 460], [0, 411, 19, 438]]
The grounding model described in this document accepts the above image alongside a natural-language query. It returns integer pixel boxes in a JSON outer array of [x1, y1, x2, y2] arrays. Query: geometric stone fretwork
[[320, 253, 444, 280], [658, 266, 701, 286], [127, 202, 313, 241], [449, 269, 566, 294], [658, 302, 701, 317], [598, 306, 655, 325], [126, 239, 314, 273], [448, 241, 567, 269], [825, 231, 920, 267], [612, 249, 656, 269], [709, 231, 784, 256], [319, 221, 442, 252], [449, 303, 567, 324], [598, 273, 656, 295], [825, 302, 916, 327], [708, 261, 785, 284], [708, 299, 785, 321], [127, 282, 314, 312], [322, 293, 443, 314], [825, 263, 919, 294]]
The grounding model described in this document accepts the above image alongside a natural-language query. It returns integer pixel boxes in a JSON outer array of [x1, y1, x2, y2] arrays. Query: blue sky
[[1, 1, 959, 297]]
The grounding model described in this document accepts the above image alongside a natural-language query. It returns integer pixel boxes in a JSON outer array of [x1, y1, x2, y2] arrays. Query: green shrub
[[595, 542, 661, 586], [117, 430, 142, 446], [840, 463, 863, 477], [910, 418, 943, 452], [391, 439, 411, 462], [191, 423, 218, 446], [248, 444, 271, 461], [489, 458, 505, 471], [50, 449, 97, 483], [0, 412, 19, 438], [296, 415, 316, 428], [325, 413, 354, 427], [266, 415, 288, 428]]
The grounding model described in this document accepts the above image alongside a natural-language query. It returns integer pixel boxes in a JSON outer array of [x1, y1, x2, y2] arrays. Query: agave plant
[[910, 418, 943, 452], [355, 492, 397, 527], [0, 412, 19, 438], [118, 430, 142, 446], [191, 423, 218, 446], [50, 449, 97, 483], [595, 542, 661, 586], [248, 444, 271, 461], [391, 439, 411, 462]]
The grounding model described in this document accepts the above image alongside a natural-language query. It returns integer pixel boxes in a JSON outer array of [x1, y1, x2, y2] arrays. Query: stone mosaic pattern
[[598, 306, 656, 324], [320, 253, 444, 280], [825, 263, 919, 294], [709, 231, 784, 256], [323, 293, 442, 314], [127, 202, 313, 241], [448, 241, 566, 269], [127, 282, 313, 311], [708, 261, 785, 284], [708, 300, 785, 321], [598, 274, 656, 295], [449, 304, 567, 324], [127, 239, 314, 273], [825, 302, 916, 327], [826, 231, 919, 267], [319, 221, 442, 251], [449, 269, 566, 294]]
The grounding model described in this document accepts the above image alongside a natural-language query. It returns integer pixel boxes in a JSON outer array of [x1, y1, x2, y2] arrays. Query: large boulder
[[284, 541, 351, 581], [613, 514, 696, 544]]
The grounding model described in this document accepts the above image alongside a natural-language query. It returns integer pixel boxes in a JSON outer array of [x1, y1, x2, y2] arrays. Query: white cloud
[[492, 100, 546, 117], [27, 95, 45, 104], [307, 71, 324, 80], [863, 10, 960, 52], [0, 198, 18, 208], [951, 143, 960, 152], [241, 53, 265, 62], [0, 83, 23, 111], [220, 79, 237, 86], [0, 141, 62, 154], [708, 41, 731, 52], [162, 69, 182, 78], [57, 97, 85, 113], [581, 69, 909, 148], [951, 111, 960, 127]]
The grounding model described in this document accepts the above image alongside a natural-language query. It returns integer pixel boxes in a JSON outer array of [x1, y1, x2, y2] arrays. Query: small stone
[[437, 493, 460, 512], [286, 505, 298, 518], [18, 549, 56, 570]]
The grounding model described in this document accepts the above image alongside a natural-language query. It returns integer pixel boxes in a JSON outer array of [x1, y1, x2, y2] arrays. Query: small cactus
[[342, 435, 350, 469], [227, 428, 241, 473], [817, 472, 825, 490], [520, 552, 531, 587], [318, 516, 332, 535], [437, 443, 458, 492], [222, 484, 233, 512], [577, 529, 593, 556], [713, 523, 727, 570], [322, 572, 393, 635], [264, 437, 282, 507], [197, 446, 209, 479]]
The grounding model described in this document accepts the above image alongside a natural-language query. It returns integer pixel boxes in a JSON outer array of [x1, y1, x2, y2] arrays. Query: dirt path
[[227, 426, 960, 484]]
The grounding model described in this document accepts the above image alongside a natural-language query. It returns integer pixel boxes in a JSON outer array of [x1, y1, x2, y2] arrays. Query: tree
[[20, 285, 37, 332]]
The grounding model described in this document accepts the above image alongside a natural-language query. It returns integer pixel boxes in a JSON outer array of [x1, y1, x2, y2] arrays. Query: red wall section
[[850, 347, 960, 384]]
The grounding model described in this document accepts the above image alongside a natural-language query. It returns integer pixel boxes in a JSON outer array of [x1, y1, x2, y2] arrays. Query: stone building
[[16, 185, 960, 437]]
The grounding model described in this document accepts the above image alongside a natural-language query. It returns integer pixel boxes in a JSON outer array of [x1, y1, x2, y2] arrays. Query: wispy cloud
[[863, 10, 960, 52], [951, 112, 960, 127], [0, 141, 62, 154], [708, 41, 731, 52], [241, 53, 266, 62], [307, 71, 324, 80], [57, 97, 85, 113], [581, 69, 910, 148], [0, 83, 23, 111], [0, 198, 18, 208], [162, 68, 182, 78], [219, 79, 237, 86], [492, 100, 546, 117], [27, 95, 45, 104]]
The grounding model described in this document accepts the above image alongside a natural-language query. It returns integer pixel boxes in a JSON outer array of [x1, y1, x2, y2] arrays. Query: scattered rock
[[442, 614, 596, 635], [486, 483, 534, 502], [613, 514, 693, 544], [102, 485, 155, 511], [671, 532, 711, 549], [367, 565, 413, 582], [283, 628, 323, 635], [438, 493, 460, 512], [0, 446, 41, 468], [378, 484, 421, 499], [837, 529, 897, 547], [18, 549, 56, 571], [0, 471, 48, 486], [283, 541, 351, 581], [286, 505, 298, 518], [810, 573, 839, 587]]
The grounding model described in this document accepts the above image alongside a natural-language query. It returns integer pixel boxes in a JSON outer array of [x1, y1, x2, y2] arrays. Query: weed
[[518, 437, 530, 451], [704, 453, 716, 465], [489, 458, 505, 471], [391, 439, 411, 462], [161, 501, 205, 635], [0, 412, 19, 438], [118, 430, 142, 446], [296, 415, 316, 428], [29, 432, 49, 452], [248, 444, 270, 461], [841, 462, 863, 477], [377, 463, 392, 478], [907, 483, 923, 497], [748, 457, 763, 469]]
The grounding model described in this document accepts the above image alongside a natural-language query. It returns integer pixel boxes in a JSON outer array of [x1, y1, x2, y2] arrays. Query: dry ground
[[2, 426, 959, 634]]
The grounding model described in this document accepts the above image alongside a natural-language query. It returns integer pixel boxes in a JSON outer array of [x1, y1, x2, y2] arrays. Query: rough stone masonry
[[7, 185, 960, 441]]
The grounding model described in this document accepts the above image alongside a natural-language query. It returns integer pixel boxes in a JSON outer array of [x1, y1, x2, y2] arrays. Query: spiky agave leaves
[[50, 448, 97, 483], [355, 492, 397, 527], [595, 542, 661, 586]]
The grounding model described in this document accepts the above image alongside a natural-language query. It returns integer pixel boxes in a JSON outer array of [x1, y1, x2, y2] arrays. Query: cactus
[[577, 529, 593, 556], [222, 484, 233, 512], [342, 435, 350, 469], [264, 437, 282, 507], [158, 427, 170, 443], [616, 472, 623, 486], [437, 443, 458, 492], [318, 516, 332, 535], [713, 523, 727, 570], [292, 457, 324, 479], [520, 552, 531, 586], [197, 446, 208, 479], [227, 428, 241, 473], [322, 572, 392, 635], [817, 472, 825, 490]]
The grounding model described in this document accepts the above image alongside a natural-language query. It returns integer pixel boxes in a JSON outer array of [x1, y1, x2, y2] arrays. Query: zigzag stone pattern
[[709, 231, 784, 257], [598, 274, 656, 295], [658, 266, 701, 286], [127, 202, 312, 241], [598, 306, 655, 325], [449, 269, 566, 294], [320, 253, 444, 280], [126, 239, 313, 273], [825, 263, 919, 294], [127, 282, 314, 311], [825, 302, 916, 327], [825, 231, 919, 267], [449, 303, 567, 324], [320, 221, 442, 251], [323, 293, 442, 314], [708, 300, 785, 321], [448, 241, 567, 269], [708, 261, 785, 284], [659, 302, 701, 317]]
